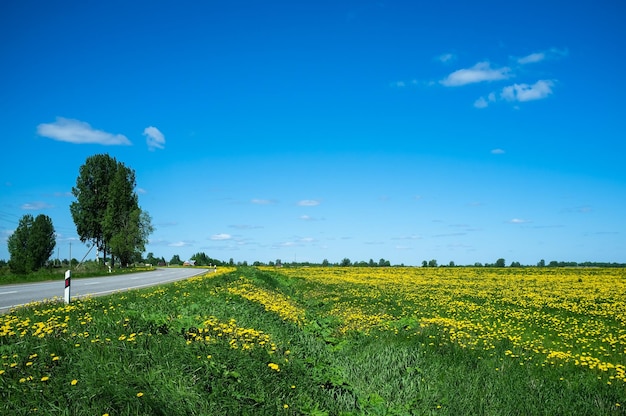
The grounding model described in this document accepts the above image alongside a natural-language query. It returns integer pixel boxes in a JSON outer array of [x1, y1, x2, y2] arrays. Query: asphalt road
[[0, 268, 209, 314]]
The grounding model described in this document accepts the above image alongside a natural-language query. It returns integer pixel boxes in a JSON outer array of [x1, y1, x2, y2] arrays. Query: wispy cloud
[[211, 233, 232, 241], [229, 224, 263, 229], [37, 117, 131, 146], [392, 234, 421, 240], [508, 218, 531, 224], [21, 201, 53, 210], [297, 199, 320, 207], [517, 52, 546, 65], [251, 199, 276, 205], [157, 221, 178, 227], [169, 241, 193, 247], [432, 232, 467, 238], [143, 126, 165, 151], [476, 80, 554, 109], [436, 53, 456, 64], [500, 80, 554, 102], [440, 62, 511, 87], [474, 92, 497, 108], [516, 48, 568, 65], [491, 148, 505, 155]]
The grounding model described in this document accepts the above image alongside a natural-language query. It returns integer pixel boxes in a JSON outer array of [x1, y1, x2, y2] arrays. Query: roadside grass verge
[[1, 266, 624, 415]]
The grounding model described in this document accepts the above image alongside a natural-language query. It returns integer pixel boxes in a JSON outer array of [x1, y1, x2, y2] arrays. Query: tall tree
[[7, 214, 55, 273], [103, 164, 139, 267], [71, 154, 153, 268], [70, 154, 118, 262], [7, 215, 33, 274], [108, 209, 153, 267], [29, 214, 56, 270]]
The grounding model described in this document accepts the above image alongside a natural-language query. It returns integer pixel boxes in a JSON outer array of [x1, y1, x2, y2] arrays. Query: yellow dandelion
[[283, 404, 289, 409], [268, 363, 280, 371], [136, 392, 144, 397], [71, 379, 78, 386], [41, 376, 50, 382]]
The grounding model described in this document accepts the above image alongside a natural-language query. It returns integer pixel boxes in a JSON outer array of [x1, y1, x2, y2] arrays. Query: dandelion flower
[[136, 392, 144, 397], [283, 404, 289, 409], [71, 379, 78, 386], [41, 376, 50, 382], [268, 363, 280, 371]]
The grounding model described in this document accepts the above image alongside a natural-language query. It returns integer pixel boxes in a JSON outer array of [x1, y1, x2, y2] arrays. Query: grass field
[[1, 266, 625, 415]]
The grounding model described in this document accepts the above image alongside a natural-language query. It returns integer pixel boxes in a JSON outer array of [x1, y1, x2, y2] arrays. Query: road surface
[[0, 268, 209, 314]]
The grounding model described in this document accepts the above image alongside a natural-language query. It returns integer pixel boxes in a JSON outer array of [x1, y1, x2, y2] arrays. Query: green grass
[[1, 267, 624, 415]]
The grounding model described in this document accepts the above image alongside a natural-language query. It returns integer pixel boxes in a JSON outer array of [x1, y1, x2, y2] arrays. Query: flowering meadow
[[1, 266, 625, 415]]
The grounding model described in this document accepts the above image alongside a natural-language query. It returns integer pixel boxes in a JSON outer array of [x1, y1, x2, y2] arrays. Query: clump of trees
[[190, 252, 224, 266], [7, 214, 56, 274], [70, 154, 153, 268]]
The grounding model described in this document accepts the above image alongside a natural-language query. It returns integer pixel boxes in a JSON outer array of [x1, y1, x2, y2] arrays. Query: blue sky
[[1, 0, 625, 266]]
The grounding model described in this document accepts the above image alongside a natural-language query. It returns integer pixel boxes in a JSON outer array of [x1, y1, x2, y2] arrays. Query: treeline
[[149, 254, 624, 268]]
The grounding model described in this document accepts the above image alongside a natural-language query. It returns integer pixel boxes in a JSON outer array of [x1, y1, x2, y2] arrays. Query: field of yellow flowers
[[1, 266, 625, 415]]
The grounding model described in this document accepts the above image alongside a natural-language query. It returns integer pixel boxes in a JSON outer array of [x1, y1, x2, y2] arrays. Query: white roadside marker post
[[64, 270, 71, 304]]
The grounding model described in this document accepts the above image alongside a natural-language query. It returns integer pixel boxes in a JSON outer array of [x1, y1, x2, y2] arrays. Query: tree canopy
[[70, 154, 153, 268], [7, 214, 56, 273]]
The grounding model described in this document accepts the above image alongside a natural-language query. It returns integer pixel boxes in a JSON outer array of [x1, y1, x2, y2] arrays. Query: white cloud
[[136, 188, 147, 194], [169, 241, 192, 247], [517, 48, 568, 65], [440, 62, 511, 87], [21, 201, 53, 210], [143, 126, 165, 151], [474, 97, 489, 109], [229, 224, 263, 229], [517, 52, 546, 65], [491, 148, 505, 154], [211, 233, 232, 241], [37, 117, 131, 146], [297, 199, 320, 207], [474, 92, 497, 109], [501, 80, 554, 102], [508, 218, 530, 224], [252, 199, 276, 205], [436, 53, 456, 63]]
